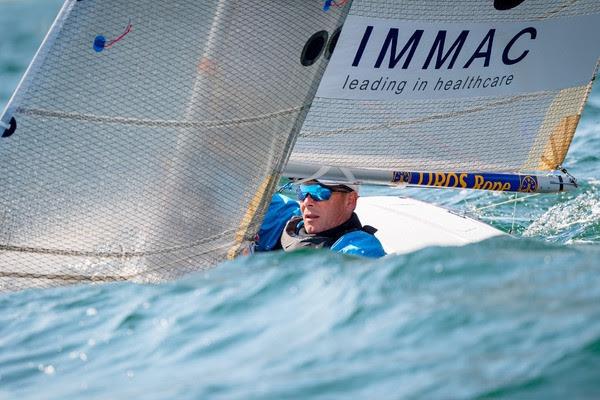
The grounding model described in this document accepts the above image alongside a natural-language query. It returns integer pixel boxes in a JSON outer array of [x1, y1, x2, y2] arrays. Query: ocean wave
[[524, 185, 600, 244], [2, 241, 600, 399]]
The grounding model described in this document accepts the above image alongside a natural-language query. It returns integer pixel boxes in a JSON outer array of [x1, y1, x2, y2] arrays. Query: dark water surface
[[1, 1, 600, 398]]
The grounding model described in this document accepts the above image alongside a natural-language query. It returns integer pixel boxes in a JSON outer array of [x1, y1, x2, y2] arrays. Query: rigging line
[[104, 20, 133, 49], [15, 104, 309, 129], [558, 165, 578, 184], [510, 192, 518, 234], [472, 193, 539, 212], [303, 92, 552, 137]]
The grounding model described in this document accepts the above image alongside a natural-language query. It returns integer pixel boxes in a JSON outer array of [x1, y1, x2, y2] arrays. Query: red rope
[[105, 21, 133, 49], [331, 0, 349, 7]]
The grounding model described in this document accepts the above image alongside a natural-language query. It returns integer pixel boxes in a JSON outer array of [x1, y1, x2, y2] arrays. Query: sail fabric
[[289, 0, 600, 176], [0, 0, 348, 290]]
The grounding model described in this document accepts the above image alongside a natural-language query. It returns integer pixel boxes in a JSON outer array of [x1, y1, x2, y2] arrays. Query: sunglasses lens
[[296, 184, 332, 201]]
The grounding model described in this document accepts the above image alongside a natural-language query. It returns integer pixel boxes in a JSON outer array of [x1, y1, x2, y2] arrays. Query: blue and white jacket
[[255, 194, 386, 258]]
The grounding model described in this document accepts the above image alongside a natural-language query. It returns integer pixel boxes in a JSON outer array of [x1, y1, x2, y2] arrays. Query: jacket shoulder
[[255, 193, 301, 251], [330, 230, 386, 258]]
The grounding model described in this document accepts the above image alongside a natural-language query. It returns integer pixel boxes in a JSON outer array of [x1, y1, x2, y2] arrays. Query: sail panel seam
[[15, 105, 310, 129], [0, 229, 236, 259], [303, 92, 556, 136]]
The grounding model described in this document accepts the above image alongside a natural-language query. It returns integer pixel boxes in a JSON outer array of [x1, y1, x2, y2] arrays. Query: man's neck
[[304, 213, 362, 238]]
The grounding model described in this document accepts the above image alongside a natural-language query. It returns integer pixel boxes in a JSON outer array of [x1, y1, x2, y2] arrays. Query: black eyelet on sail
[[325, 26, 342, 60], [494, 0, 526, 10], [1, 117, 17, 138], [301, 30, 329, 66]]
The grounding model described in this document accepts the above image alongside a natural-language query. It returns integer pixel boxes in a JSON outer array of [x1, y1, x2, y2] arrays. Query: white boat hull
[[355, 196, 505, 255]]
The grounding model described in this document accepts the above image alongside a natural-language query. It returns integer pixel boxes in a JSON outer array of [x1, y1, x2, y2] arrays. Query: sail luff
[[1, 0, 74, 132], [0, 0, 351, 291]]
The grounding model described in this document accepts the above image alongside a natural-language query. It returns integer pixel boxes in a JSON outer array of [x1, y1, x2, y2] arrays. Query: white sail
[[288, 0, 600, 181], [0, 0, 349, 290]]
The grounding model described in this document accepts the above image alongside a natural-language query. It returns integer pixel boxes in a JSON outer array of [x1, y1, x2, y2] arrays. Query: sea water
[[1, 1, 600, 399]]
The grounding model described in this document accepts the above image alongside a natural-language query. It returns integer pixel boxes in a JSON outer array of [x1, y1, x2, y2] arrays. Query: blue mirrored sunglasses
[[296, 184, 332, 201], [295, 184, 352, 201]]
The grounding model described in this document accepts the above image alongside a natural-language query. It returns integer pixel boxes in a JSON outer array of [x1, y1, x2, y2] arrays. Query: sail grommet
[[301, 30, 328, 66], [494, 0, 526, 10], [1, 117, 17, 138], [325, 26, 341, 59]]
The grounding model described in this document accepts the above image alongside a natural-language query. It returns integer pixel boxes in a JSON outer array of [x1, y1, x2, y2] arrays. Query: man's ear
[[347, 191, 358, 209]]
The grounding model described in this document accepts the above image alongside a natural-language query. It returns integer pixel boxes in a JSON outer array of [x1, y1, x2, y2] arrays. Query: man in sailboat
[[255, 180, 386, 258]]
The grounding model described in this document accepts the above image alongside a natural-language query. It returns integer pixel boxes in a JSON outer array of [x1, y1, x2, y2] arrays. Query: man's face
[[300, 190, 357, 234]]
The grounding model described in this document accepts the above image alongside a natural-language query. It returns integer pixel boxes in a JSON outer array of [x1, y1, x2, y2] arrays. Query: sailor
[[255, 180, 386, 258]]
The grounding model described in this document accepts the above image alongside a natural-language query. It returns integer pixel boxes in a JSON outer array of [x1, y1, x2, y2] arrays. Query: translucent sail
[[288, 0, 600, 181], [0, 0, 348, 290]]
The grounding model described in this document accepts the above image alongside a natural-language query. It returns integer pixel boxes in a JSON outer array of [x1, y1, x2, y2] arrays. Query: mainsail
[[287, 0, 600, 192], [0, 0, 348, 290]]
